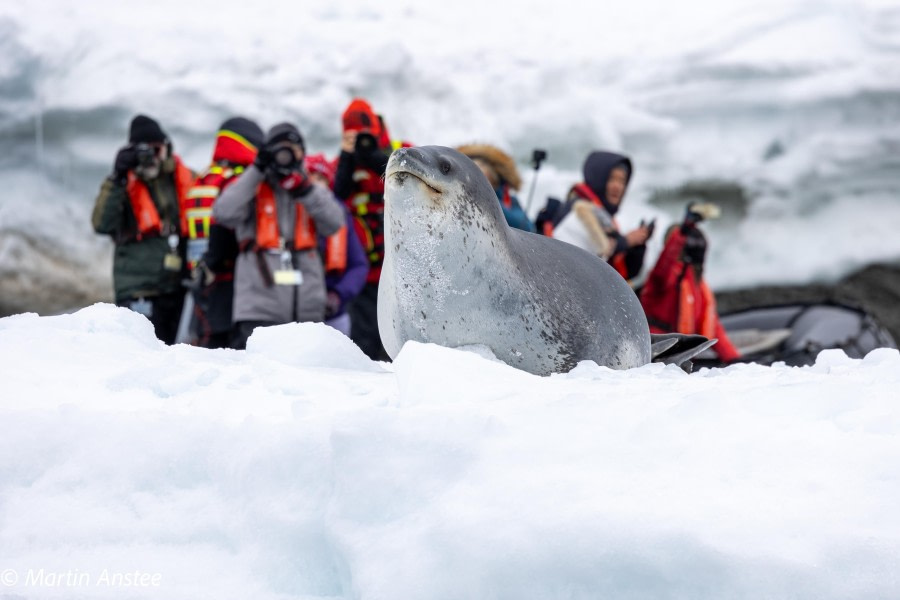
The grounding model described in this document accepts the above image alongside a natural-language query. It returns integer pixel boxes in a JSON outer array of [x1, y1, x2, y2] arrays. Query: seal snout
[[387, 146, 443, 194]]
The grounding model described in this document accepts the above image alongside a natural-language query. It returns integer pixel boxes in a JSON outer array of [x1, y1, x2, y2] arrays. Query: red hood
[[342, 98, 383, 138]]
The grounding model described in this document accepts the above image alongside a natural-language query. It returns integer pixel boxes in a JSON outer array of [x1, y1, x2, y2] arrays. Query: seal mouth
[[387, 169, 443, 195]]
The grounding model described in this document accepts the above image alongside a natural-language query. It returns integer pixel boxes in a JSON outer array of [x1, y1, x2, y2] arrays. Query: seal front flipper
[[650, 333, 718, 373]]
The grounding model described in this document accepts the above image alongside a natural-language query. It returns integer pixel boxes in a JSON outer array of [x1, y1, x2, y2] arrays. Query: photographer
[[212, 122, 344, 350], [551, 151, 653, 283], [91, 114, 195, 344], [333, 98, 407, 361], [639, 203, 741, 363]]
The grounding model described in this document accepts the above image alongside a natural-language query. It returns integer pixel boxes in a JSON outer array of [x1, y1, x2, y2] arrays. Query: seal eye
[[439, 160, 451, 175]]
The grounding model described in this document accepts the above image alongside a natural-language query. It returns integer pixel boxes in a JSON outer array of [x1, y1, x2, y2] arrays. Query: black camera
[[532, 148, 547, 169], [134, 143, 158, 168], [355, 132, 377, 153]]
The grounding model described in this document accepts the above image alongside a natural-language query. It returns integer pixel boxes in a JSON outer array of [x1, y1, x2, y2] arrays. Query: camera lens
[[135, 143, 157, 167], [274, 147, 295, 167], [355, 133, 377, 154]]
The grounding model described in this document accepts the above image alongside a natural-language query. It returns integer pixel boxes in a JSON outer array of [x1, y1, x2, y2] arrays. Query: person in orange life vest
[[639, 204, 742, 363], [551, 151, 653, 282], [212, 123, 345, 350], [456, 144, 537, 233], [185, 117, 264, 348], [91, 114, 195, 344], [305, 153, 370, 337], [333, 97, 395, 361]]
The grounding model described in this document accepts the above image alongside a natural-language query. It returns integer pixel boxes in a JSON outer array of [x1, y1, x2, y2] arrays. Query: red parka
[[640, 228, 741, 362]]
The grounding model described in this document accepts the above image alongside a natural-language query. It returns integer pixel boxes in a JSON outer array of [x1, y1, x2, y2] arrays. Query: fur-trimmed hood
[[456, 143, 522, 190]]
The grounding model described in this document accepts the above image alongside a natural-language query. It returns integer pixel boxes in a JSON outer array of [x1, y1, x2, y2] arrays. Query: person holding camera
[[333, 97, 408, 361], [91, 114, 195, 344], [639, 203, 741, 363], [551, 151, 653, 283], [456, 143, 536, 233], [212, 122, 345, 350]]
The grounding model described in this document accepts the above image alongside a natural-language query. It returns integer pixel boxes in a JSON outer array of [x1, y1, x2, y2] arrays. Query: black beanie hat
[[265, 122, 305, 152], [128, 114, 167, 144], [220, 116, 264, 150]]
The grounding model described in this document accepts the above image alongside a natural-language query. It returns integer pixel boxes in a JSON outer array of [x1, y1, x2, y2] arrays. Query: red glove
[[279, 170, 312, 197]]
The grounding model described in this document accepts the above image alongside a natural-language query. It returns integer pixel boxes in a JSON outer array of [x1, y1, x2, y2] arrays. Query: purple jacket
[[320, 209, 369, 318]]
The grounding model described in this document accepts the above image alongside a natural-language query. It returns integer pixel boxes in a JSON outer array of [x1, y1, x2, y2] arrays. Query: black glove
[[254, 145, 275, 172], [113, 145, 138, 181], [682, 227, 707, 266]]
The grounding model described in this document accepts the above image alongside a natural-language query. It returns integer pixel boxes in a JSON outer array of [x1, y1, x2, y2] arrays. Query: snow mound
[[246, 321, 385, 373]]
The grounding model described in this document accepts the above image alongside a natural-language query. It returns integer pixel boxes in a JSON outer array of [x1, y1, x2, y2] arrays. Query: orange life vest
[[182, 164, 246, 269], [322, 226, 348, 274], [126, 156, 194, 240], [254, 183, 347, 272]]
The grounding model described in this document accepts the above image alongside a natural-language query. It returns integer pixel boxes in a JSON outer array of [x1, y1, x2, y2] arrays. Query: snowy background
[[1, 0, 900, 315], [2, 3, 900, 598], [1, 305, 900, 599]]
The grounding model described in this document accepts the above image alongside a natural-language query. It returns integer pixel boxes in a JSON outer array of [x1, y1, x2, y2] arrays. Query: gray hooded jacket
[[212, 165, 344, 324]]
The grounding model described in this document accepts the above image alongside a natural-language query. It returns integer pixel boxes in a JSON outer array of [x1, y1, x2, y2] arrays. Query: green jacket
[[91, 165, 186, 302]]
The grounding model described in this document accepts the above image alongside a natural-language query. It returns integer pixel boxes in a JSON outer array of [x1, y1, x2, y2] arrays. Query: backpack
[[534, 197, 564, 236]]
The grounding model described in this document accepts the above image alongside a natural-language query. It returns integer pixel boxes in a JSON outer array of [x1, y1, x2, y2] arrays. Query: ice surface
[[1, 306, 899, 598]]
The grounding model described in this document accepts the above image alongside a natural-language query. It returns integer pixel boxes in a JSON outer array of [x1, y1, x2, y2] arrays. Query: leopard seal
[[378, 145, 652, 376]]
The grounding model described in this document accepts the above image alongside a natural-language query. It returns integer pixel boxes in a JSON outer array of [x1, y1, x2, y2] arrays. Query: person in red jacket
[[333, 98, 401, 360], [640, 204, 742, 363]]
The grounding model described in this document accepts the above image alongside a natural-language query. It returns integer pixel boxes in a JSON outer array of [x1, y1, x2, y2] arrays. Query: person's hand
[[280, 169, 313, 197], [341, 130, 358, 153], [195, 259, 216, 287], [324, 291, 342, 318], [185, 259, 216, 290], [624, 223, 651, 247], [113, 145, 138, 179]]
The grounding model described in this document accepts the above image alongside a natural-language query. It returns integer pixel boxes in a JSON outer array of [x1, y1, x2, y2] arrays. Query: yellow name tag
[[163, 253, 183, 271], [273, 270, 303, 285]]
